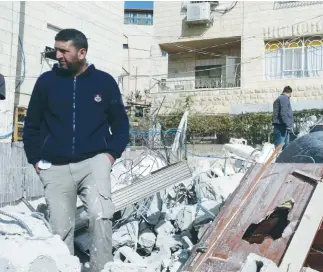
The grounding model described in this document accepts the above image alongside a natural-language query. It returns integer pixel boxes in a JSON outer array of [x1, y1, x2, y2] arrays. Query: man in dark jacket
[[23, 29, 129, 271], [0, 73, 5, 100], [272, 86, 293, 149]]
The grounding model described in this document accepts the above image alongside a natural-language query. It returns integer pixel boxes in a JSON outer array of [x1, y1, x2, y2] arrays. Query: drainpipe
[[14, 1, 26, 106]]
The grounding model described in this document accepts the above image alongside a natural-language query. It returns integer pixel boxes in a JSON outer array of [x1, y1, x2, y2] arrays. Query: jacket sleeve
[[105, 77, 130, 160], [23, 76, 45, 165], [279, 96, 292, 128]]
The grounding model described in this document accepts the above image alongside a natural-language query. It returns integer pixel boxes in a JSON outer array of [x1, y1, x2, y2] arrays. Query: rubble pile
[[0, 141, 275, 272], [0, 205, 81, 271], [102, 141, 275, 271]]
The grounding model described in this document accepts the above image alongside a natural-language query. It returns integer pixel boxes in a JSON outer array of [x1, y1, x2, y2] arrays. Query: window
[[161, 50, 167, 57], [124, 11, 153, 25], [265, 37, 323, 80], [195, 65, 222, 89], [123, 44, 129, 49]]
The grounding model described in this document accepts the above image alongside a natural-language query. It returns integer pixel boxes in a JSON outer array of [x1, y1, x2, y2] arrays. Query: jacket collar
[[52, 62, 95, 77]]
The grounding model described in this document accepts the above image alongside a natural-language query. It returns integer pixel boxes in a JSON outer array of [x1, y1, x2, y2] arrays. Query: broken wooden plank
[[183, 144, 283, 271], [292, 169, 323, 183], [279, 182, 323, 272]]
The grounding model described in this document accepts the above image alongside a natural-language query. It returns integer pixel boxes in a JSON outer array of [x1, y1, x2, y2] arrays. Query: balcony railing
[[124, 17, 153, 25], [158, 76, 240, 92]]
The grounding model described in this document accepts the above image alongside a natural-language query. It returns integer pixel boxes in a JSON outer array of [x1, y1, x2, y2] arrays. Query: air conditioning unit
[[186, 2, 211, 24]]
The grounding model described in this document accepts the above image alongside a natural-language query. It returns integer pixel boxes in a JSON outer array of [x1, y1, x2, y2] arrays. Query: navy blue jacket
[[23, 64, 129, 165], [272, 94, 293, 128]]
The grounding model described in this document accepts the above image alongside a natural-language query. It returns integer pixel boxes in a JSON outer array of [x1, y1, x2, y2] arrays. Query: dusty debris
[[0, 208, 81, 272], [102, 262, 149, 272], [154, 219, 175, 235], [112, 220, 139, 249], [240, 253, 279, 272], [155, 234, 182, 252], [114, 246, 147, 265], [145, 193, 163, 225], [194, 200, 221, 227], [1, 139, 269, 272], [138, 224, 156, 254], [175, 205, 196, 231]]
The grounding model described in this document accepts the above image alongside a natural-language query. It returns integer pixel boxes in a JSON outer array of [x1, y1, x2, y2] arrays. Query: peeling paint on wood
[[182, 163, 323, 272]]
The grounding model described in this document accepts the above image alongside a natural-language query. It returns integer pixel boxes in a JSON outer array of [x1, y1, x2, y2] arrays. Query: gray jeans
[[39, 153, 114, 272]]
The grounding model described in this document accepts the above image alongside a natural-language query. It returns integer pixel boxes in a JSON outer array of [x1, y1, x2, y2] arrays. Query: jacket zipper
[[42, 135, 49, 148], [103, 137, 108, 148], [72, 76, 76, 155]]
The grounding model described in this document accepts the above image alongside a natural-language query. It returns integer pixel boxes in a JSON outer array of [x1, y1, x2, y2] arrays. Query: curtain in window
[[306, 44, 323, 77], [283, 47, 302, 78], [265, 49, 282, 80]]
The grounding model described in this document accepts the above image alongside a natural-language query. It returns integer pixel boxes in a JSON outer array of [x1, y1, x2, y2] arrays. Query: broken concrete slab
[[102, 262, 149, 272], [175, 205, 196, 231], [155, 234, 182, 252], [145, 246, 172, 272], [0, 208, 81, 272], [145, 193, 162, 225], [164, 204, 184, 221], [197, 222, 211, 240], [112, 220, 139, 249], [114, 246, 147, 266], [193, 200, 222, 227], [154, 219, 174, 236], [197, 173, 244, 202], [0, 233, 81, 272], [240, 253, 279, 272], [181, 236, 193, 250], [138, 227, 156, 254]]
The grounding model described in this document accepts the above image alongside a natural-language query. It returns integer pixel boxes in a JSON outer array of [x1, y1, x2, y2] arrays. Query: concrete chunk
[[155, 234, 182, 252], [154, 220, 174, 235], [175, 205, 196, 231], [138, 228, 156, 254], [114, 246, 147, 265], [112, 221, 139, 249], [102, 262, 149, 272], [193, 200, 222, 227], [240, 253, 279, 272]]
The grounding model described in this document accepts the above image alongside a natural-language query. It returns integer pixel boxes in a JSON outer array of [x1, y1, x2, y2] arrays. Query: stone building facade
[[151, 1, 323, 115]]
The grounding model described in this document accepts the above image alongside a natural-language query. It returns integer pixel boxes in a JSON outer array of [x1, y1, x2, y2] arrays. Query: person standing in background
[[272, 86, 294, 149]]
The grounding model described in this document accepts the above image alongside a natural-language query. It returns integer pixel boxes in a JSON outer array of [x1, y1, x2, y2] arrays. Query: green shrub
[[159, 109, 323, 145]]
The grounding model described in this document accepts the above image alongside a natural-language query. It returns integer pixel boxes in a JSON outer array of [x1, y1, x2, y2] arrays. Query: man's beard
[[61, 60, 83, 74]]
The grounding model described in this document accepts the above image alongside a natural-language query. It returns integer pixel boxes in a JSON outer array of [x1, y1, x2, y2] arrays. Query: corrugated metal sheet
[[75, 161, 192, 232], [113, 161, 192, 211], [182, 163, 323, 272]]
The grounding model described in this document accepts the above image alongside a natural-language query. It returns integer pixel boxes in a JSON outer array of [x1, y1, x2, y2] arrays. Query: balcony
[[158, 75, 241, 92]]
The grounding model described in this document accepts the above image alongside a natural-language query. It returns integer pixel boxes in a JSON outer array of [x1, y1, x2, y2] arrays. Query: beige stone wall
[[154, 1, 243, 43], [151, 83, 323, 115], [0, 2, 20, 142], [16, 1, 124, 107]]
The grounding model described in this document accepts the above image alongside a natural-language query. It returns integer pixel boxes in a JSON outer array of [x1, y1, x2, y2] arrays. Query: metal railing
[[124, 17, 153, 25], [158, 75, 241, 92]]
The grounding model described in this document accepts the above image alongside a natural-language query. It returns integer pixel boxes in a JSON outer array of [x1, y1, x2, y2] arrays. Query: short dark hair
[[55, 29, 88, 51], [283, 86, 292, 93]]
